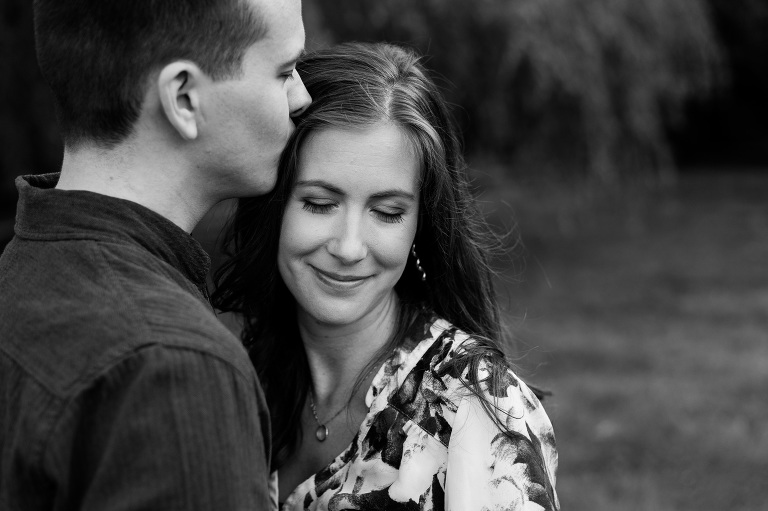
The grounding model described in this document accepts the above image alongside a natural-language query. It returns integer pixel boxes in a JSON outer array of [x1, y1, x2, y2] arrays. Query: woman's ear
[[157, 61, 204, 141]]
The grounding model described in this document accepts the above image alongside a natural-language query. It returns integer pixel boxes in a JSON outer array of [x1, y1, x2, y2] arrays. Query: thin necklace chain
[[307, 367, 377, 441], [308, 391, 348, 427]]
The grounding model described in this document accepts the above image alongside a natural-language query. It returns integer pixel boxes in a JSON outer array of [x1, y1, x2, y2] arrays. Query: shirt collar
[[14, 173, 211, 286]]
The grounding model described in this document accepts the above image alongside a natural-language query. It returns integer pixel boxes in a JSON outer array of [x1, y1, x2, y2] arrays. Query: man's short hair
[[33, 0, 266, 149]]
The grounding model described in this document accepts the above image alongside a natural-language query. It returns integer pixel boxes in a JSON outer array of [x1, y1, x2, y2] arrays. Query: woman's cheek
[[373, 226, 416, 271], [281, 207, 328, 253]]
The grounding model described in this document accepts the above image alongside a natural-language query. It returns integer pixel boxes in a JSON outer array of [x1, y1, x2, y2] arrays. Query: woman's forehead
[[296, 124, 420, 195]]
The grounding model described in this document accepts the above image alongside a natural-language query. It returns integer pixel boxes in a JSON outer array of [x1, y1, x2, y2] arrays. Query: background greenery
[[2, 0, 767, 508], [310, 0, 725, 185]]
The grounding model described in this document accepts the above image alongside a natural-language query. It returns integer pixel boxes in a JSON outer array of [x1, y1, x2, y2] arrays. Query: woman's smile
[[310, 265, 372, 292]]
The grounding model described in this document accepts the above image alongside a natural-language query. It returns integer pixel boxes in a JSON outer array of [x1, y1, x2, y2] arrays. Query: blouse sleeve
[[445, 371, 559, 511]]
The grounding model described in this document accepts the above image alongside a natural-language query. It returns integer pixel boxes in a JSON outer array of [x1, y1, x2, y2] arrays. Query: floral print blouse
[[277, 316, 559, 511]]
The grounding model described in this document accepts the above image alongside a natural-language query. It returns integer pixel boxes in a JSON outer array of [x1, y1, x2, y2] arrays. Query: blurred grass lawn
[[484, 172, 768, 511]]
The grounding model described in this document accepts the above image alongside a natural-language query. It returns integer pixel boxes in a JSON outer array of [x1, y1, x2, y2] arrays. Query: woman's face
[[277, 123, 420, 327]]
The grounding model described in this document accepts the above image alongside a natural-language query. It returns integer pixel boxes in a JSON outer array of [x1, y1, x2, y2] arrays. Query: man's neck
[[57, 141, 211, 233]]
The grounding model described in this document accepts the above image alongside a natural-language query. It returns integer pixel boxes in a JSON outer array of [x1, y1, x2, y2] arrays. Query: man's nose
[[289, 71, 312, 118]]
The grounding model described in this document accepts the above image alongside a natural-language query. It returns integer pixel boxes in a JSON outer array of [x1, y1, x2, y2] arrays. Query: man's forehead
[[252, 0, 305, 48]]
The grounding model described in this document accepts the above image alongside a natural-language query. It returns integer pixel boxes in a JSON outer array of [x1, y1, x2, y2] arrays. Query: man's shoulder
[[0, 236, 251, 399]]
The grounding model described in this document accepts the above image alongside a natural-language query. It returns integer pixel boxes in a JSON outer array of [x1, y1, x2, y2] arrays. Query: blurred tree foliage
[[313, 0, 724, 184], [0, 0, 736, 218], [672, 0, 768, 167]]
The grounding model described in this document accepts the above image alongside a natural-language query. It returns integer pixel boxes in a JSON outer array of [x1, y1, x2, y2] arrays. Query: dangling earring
[[411, 243, 427, 282]]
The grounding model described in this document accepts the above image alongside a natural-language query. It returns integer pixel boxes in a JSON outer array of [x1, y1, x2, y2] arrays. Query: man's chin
[[232, 164, 279, 197]]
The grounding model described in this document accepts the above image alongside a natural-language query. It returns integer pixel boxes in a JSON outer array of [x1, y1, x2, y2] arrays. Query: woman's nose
[[326, 217, 367, 264]]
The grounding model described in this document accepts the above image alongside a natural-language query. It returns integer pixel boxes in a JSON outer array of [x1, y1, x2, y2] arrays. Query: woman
[[213, 42, 559, 510]]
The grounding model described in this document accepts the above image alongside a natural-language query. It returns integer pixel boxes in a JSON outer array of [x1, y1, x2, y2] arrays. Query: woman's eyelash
[[302, 200, 404, 224], [302, 201, 334, 214], [374, 211, 404, 224]]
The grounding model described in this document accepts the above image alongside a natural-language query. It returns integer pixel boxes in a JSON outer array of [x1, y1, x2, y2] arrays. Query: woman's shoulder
[[406, 316, 542, 406], [368, 315, 559, 509], [414, 317, 560, 509], [388, 315, 552, 433]]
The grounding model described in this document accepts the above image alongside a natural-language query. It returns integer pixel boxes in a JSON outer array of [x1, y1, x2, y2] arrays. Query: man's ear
[[157, 61, 205, 141]]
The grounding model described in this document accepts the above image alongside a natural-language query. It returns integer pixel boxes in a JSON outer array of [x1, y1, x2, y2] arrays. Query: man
[[0, 0, 310, 509]]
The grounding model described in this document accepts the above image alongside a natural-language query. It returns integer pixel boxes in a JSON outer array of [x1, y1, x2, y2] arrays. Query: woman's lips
[[311, 266, 371, 291]]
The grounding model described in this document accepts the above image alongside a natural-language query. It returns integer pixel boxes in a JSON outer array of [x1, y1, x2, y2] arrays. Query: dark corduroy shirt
[[0, 174, 271, 510]]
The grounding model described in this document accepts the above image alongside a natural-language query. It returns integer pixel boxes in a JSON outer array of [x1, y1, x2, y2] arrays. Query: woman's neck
[[298, 292, 399, 405]]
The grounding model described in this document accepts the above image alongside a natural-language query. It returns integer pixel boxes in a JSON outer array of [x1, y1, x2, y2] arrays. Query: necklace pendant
[[315, 424, 329, 442]]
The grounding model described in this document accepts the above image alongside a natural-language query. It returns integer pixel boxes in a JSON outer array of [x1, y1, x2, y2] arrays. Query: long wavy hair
[[213, 42, 512, 470]]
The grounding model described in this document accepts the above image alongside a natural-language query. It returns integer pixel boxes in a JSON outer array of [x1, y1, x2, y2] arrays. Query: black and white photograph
[[1, 1, 766, 510]]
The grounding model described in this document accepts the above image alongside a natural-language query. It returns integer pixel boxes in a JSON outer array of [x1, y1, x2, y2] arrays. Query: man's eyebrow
[[294, 179, 344, 194], [281, 48, 306, 69]]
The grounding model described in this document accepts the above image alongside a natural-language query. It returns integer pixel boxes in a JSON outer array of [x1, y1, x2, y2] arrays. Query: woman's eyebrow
[[294, 181, 416, 201], [369, 189, 416, 201], [294, 180, 344, 194]]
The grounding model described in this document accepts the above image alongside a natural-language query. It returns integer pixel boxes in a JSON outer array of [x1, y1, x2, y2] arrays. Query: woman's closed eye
[[373, 209, 404, 224], [302, 199, 336, 214], [301, 199, 406, 224]]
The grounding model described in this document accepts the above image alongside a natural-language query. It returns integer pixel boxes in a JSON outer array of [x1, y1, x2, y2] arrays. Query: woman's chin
[[298, 293, 397, 329], [303, 306, 364, 327]]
